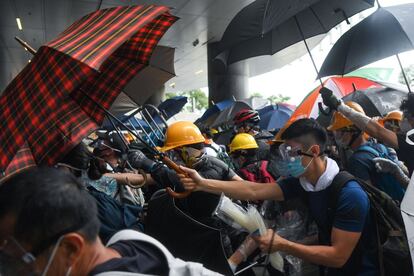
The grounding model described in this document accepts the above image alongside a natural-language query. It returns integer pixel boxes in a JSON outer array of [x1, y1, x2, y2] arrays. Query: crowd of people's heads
[[2, 90, 414, 276]]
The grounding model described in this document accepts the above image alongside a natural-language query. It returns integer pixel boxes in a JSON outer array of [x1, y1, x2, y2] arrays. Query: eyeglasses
[[0, 237, 36, 274]]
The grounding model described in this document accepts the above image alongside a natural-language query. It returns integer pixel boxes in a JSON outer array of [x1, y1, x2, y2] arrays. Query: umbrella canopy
[[210, 101, 252, 128], [216, 0, 374, 65], [258, 104, 294, 131], [0, 5, 177, 174], [196, 99, 235, 126], [286, 76, 381, 125], [342, 86, 408, 117], [109, 46, 176, 115], [157, 96, 188, 120], [318, 4, 414, 79], [123, 45, 176, 105], [318, 85, 408, 127]]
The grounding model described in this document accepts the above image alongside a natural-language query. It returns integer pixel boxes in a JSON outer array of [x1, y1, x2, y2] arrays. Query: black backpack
[[329, 171, 412, 276]]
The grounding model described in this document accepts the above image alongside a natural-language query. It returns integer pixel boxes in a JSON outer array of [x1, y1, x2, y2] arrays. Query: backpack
[[95, 230, 223, 276], [205, 144, 235, 170], [239, 160, 275, 183], [355, 144, 405, 201], [328, 171, 412, 276]]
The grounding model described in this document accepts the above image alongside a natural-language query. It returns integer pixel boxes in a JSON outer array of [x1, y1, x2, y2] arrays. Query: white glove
[[373, 157, 410, 188]]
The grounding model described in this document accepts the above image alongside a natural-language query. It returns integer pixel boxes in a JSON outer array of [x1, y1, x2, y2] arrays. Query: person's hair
[[59, 143, 91, 177], [0, 168, 100, 254], [400, 93, 414, 117], [281, 119, 328, 152]]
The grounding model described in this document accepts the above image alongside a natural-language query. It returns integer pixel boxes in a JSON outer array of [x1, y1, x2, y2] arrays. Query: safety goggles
[[278, 143, 314, 161]]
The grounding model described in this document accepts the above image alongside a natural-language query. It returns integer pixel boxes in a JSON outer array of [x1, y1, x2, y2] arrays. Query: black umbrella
[[210, 101, 252, 128], [123, 46, 176, 105], [318, 85, 408, 127], [317, 4, 414, 92], [216, 0, 374, 82]]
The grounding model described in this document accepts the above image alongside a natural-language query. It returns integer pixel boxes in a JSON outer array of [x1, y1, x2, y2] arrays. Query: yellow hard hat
[[327, 101, 365, 131], [160, 121, 206, 152], [229, 133, 258, 153], [383, 110, 403, 122]]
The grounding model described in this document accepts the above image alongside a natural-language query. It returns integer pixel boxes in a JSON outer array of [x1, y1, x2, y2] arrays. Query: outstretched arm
[[178, 166, 284, 201], [320, 87, 399, 148]]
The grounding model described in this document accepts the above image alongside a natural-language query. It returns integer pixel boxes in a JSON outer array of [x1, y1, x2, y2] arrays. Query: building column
[[207, 42, 249, 106]]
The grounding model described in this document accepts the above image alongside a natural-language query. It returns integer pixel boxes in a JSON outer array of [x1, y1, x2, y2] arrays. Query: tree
[[165, 89, 208, 111], [185, 89, 208, 111], [250, 92, 264, 98], [267, 94, 291, 104], [398, 65, 414, 87]]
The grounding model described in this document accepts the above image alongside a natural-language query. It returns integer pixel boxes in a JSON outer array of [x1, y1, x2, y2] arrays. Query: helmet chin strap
[[347, 130, 362, 148]]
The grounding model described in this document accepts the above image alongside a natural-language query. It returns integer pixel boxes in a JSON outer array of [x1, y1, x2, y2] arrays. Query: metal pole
[[143, 108, 165, 141], [106, 114, 130, 151], [294, 16, 323, 86], [15, 36, 37, 55], [396, 54, 412, 93], [139, 110, 160, 141], [133, 117, 157, 148]]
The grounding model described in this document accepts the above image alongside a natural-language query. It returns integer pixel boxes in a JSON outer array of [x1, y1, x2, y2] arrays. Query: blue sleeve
[[333, 181, 369, 232], [347, 153, 373, 181], [278, 177, 304, 200]]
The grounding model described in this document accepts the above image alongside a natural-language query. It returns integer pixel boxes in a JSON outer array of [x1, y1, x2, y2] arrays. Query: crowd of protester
[[1, 88, 414, 276]]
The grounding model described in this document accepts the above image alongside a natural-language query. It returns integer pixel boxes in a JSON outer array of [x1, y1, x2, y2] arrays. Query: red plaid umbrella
[[0, 5, 177, 175]]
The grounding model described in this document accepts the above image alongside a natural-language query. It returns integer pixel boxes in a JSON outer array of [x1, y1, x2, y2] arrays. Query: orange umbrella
[[286, 76, 382, 125]]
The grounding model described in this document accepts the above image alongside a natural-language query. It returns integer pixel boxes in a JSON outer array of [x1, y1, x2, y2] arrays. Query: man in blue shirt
[[179, 118, 379, 275]]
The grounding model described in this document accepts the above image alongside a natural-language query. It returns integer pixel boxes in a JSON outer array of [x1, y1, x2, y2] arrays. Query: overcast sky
[[248, 0, 414, 105]]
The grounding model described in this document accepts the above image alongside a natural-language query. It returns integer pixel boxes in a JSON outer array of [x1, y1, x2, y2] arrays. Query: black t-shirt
[[89, 240, 169, 275], [397, 133, 414, 175]]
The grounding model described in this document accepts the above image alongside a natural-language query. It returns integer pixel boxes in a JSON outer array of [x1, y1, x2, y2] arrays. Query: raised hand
[[320, 86, 341, 110]]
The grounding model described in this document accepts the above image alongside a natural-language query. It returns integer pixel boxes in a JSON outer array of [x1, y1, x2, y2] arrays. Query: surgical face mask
[[275, 143, 314, 178], [400, 117, 412, 133]]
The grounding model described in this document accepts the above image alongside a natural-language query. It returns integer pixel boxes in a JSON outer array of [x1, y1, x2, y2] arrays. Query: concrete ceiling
[[0, 0, 320, 94]]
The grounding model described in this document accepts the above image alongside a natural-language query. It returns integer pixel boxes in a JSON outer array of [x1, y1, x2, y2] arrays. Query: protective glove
[[127, 149, 157, 172], [320, 87, 341, 110], [373, 157, 410, 188]]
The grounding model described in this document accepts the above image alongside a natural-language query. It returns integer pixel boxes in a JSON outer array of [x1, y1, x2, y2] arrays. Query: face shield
[[275, 143, 314, 178]]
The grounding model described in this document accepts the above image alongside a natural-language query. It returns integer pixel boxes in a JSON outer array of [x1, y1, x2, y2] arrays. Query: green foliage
[[250, 92, 264, 98], [267, 94, 291, 104], [398, 65, 414, 87], [165, 89, 208, 111]]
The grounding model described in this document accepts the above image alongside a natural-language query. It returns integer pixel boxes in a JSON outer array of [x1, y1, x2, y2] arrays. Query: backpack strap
[[327, 171, 356, 222], [355, 144, 381, 158]]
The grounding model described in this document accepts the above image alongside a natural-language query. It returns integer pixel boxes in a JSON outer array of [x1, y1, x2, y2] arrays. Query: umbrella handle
[[318, 102, 331, 116], [162, 156, 192, 198]]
